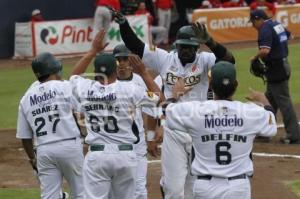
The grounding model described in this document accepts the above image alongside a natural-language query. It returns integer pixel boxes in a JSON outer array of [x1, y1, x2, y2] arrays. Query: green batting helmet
[[175, 26, 199, 46], [94, 53, 117, 76], [31, 52, 62, 78], [113, 44, 131, 58]]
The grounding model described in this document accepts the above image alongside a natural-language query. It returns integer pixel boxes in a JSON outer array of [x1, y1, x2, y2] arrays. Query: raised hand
[[90, 29, 108, 54], [107, 6, 126, 24], [245, 87, 270, 106], [128, 54, 147, 75], [192, 22, 212, 44], [172, 77, 192, 100]]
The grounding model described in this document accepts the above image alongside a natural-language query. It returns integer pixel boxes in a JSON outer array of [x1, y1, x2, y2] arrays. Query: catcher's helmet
[[175, 26, 199, 46], [94, 53, 117, 76], [113, 44, 131, 58], [31, 52, 62, 78]]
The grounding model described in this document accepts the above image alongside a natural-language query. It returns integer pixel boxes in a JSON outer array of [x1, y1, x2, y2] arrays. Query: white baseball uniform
[[70, 75, 159, 199], [142, 44, 216, 199], [165, 100, 277, 199], [16, 80, 84, 199], [119, 73, 149, 199]]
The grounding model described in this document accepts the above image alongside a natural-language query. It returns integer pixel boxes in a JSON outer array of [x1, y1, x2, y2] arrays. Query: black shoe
[[280, 137, 300, 144]]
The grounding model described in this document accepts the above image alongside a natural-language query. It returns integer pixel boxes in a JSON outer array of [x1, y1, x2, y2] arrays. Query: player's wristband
[[146, 130, 156, 141], [158, 119, 166, 127]]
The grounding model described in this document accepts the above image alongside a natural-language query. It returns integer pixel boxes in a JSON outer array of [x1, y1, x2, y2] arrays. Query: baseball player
[[112, 10, 235, 199], [113, 43, 153, 199], [16, 52, 84, 199], [164, 61, 277, 199], [70, 30, 163, 199]]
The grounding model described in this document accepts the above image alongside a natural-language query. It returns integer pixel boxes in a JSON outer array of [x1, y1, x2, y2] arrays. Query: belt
[[90, 144, 133, 151], [197, 174, 247, 181]]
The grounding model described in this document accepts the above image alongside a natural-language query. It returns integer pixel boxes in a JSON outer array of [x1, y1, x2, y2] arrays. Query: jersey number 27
[[34, 114, 60, 137]]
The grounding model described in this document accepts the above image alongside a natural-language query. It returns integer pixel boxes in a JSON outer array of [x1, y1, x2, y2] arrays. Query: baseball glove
[[250, 58, 267, 82]]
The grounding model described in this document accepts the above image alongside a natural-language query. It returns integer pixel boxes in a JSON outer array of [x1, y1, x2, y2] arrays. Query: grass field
[[0, 45, 299, 129], [0, 188, 40, 199]]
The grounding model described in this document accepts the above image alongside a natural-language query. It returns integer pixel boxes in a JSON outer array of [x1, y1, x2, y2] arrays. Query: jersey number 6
[[216, 142, 232, 165]]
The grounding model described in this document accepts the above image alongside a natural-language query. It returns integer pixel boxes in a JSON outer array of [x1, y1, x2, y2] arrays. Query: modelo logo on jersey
[[30, 90, 57, 106], [166, 72, 201, 86], [40, 26, 59, 45], [86, 90, 116, 102], [204, 114, 243, 128]]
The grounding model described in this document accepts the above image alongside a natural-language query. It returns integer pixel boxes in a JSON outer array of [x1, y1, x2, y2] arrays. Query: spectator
[[250, 0, 276, 17], [135, 2, 168, 46], [31, 9, 44, 22], [223, 0, 247, 7], [93, 0, 120, 39], [120, 0, 141, 15], [199, 0, 223, 8], [155, 0, 172, 43]]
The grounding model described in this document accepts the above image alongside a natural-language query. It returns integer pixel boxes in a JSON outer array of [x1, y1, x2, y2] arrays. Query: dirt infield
[[1, 110, 300, 199], [1, 39, 300, 198]]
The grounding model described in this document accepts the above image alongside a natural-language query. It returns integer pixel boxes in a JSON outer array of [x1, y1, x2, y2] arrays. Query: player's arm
[[144, 114, 160, 157], [128, 54, 165, 103], [21, 139, 37, 171], [111, 8, 145, 58], [246, 88, 277, 137], [251, 26, 272, 61], [192, 22, 235, 64], [16, 103, 37, 172], [164, 103, 191, 135], [71, 30, 108, 76]]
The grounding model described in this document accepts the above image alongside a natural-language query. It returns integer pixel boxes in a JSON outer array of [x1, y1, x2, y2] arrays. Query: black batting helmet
[[31, 52, 62, 78], [113, 44, 131, 58], [175, 26, 199, 46]]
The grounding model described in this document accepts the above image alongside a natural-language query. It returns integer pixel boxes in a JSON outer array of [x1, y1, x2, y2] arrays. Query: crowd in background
[[93, 0, 299, 46]]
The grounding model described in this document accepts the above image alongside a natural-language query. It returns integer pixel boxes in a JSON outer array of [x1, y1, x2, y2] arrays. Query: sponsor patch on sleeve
[[269, 113, 273, 124], [149, 45, 156, 52], [147, 91, 154, 98]]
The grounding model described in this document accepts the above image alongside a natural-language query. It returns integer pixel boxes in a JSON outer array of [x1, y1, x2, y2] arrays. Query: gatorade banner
[[14, 15, 150, 58], [192, 4, 300, 43]]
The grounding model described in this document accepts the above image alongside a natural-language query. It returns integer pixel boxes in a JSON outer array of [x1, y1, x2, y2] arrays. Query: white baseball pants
[[161, 129, 195, 199], [37, 137, 84, 199], [83, 144, 137, 199], [193, 177, 251, 199]]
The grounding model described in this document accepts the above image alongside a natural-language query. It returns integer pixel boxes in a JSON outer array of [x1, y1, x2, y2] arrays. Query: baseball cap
[[32, 9, 41, 16], [94, 53, 117, 76], [211, 61, 236, 91], [249, 9, 268, 22]]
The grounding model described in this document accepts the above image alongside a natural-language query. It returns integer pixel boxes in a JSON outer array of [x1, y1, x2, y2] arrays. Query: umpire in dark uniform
[[250, 9, 300, 144]]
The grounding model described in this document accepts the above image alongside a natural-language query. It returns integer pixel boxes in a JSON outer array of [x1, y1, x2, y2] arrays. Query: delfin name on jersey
[[165, 72, 201, 87], [30, 90, 57, 106], [201, 133, 247, 143]]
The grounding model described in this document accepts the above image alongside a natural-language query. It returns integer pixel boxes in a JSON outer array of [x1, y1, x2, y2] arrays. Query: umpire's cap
[[94, 53, 117, 76], [249, 9, 269, 22], [113, 44, 131, 58], [175, 26, 199, 46], [211, 61, 237, 98], [31, 52, 62, 78]]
